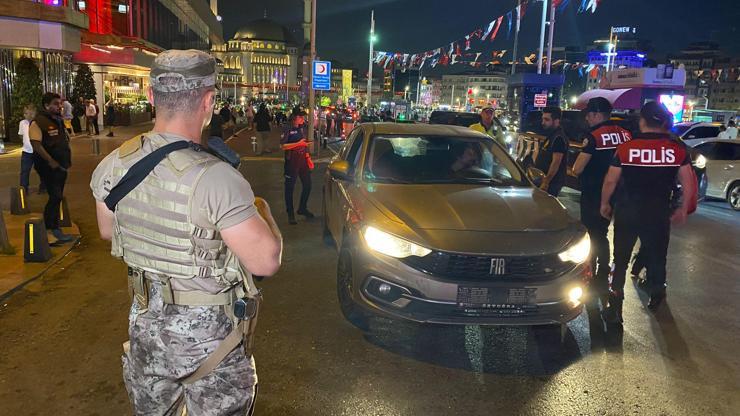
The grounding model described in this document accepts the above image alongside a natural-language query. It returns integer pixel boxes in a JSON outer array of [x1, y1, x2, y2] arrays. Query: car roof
[[363, 122, 488, 139]]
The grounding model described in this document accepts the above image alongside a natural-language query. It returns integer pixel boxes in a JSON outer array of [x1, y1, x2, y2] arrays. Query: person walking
[[72, 96, 84, 134], [246, 103, 255, 130], [281, 112, 314, 224], [209, 105, 224, 139], [105, 98, 116, 137], [571, 97, 632, 304], [254, 103, 272, 156], [61, 97, 74, 136], [92, 98, 100, 135], [85, 99, 97, 135], [91, 49, 282, 415], [18, 103, 38, 195], [600, 102, 695, 323], [535, 106, 568, 197], [724, 120, 738, 140], [28, 92, 73, 242]]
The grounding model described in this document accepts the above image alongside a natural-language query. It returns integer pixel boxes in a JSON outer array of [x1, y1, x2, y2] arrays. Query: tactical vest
[[109, 134, 248, 292]]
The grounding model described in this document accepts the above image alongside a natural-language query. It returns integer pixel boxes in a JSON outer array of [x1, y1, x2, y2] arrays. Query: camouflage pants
[[122, 284, 257, 415]]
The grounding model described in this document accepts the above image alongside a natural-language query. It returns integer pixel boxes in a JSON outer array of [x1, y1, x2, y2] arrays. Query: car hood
[[361, 184, 572, 233]]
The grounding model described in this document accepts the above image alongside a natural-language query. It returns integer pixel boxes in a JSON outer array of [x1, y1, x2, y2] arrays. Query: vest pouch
[[111, 218, 124, 258], [216, 249, 246, 287]]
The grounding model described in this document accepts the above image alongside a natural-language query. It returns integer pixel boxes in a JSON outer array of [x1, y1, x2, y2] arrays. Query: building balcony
[[0, 0, 89, 30]]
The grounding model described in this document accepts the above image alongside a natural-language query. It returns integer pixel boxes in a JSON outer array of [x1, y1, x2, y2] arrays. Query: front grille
[[402, 251, 572, 281]]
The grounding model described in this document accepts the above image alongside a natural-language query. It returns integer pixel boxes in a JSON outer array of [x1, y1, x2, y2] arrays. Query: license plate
[[456, 287, 536, 308]]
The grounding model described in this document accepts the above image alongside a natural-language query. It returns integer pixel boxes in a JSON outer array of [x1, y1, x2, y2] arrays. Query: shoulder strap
[[104, 140, 192, 212]]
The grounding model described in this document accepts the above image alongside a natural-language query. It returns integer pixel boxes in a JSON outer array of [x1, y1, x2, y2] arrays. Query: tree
[[71, 63, 97, 102], [9, 56, 43, 140]]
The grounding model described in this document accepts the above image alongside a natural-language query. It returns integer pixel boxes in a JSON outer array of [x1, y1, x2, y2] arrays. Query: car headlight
[[693, 154, 706, 169], [363, 226, 432, 258], [558, 234, 591, 263]]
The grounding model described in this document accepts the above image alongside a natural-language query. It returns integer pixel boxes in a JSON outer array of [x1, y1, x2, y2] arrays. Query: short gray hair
[[152, 76, 211, 116]]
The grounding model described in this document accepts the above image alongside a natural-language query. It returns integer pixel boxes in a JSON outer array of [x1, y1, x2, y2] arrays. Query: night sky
[[219, 0, 739, 69]]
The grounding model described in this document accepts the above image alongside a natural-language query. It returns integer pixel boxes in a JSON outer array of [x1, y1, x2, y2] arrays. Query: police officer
[[534, 106, 568, 197], [571, 97, 632, 303], [281, 112, 314, 225], [29, 92, 73, 242], [469, 105, 506, 147], [91, 50, 282, 415], [600, 102, 695, 323]]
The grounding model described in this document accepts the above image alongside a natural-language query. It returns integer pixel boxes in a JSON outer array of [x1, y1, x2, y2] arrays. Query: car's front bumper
[[350, 243, 588, 326]]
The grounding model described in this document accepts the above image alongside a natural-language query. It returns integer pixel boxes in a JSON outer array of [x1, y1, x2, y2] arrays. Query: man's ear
[[146, 87, 155, 106], [203, 89, 216, 113]]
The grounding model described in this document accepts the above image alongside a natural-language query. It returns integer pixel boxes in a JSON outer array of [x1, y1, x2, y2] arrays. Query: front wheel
[[337, 247, 369, 330], [728, 182, 740, 211]]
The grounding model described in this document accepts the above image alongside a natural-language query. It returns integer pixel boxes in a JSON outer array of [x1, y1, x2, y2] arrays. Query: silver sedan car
[[322, 123, 591, 331]]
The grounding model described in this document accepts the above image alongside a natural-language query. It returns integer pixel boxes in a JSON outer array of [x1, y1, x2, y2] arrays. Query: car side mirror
[[329, 160, 353, 181], [527, 166, 546, 186]]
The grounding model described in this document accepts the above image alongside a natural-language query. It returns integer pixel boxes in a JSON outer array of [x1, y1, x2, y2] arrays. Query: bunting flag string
[[373, 0, 603, 71]]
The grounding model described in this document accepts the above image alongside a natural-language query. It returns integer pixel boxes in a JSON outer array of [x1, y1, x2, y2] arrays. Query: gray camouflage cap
[[150, 49, 217, 93]]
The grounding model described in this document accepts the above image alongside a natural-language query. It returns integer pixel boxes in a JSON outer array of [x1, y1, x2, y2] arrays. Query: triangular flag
[[506, 11, 513, 39], [482, 20, 496, 39], [489, 16, 503, 42]]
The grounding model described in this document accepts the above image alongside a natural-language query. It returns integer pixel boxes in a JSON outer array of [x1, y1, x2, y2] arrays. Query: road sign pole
[[309, 0, 318, 155]]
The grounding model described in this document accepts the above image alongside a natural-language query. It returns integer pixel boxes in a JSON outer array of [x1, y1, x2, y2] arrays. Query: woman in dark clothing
[[254, 104, 273, 155]]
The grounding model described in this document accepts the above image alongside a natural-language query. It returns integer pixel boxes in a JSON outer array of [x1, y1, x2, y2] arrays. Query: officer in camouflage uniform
[[91, 50, 283, 415]]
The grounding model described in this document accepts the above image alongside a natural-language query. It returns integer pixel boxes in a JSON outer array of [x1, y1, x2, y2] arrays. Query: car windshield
[[672, 124, 692, 136], [364, 135, 526, 186]]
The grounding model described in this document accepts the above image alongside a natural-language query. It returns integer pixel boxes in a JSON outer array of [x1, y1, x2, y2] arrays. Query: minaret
[[303, 0, 311, 44]]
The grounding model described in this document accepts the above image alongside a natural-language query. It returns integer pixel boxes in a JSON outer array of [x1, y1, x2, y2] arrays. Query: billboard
[[342, 69, 353, 101], [659, 94, 685, 124]]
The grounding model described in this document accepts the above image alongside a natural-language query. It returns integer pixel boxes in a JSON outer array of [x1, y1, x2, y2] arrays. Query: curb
[[0, 234, 81, 303]]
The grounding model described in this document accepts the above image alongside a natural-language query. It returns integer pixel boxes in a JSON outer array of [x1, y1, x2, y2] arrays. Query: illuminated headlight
[[558, 234, 591, 263], [568, 286, 584, 307], [363, 226, 432, 258], [693, 154, 706, 169]]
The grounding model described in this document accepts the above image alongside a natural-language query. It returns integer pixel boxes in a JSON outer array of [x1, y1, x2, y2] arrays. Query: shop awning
[[574, 88, 642, 111]]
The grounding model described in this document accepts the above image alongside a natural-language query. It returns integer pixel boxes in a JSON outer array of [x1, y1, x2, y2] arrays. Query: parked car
[[672, 122, 723, 147], [322, 122, 590, 333], [690, 138, 740, 210]]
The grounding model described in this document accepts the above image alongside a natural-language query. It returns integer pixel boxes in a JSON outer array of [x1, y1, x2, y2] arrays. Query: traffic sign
[[534, 93, 548, 108], [312, 60, 331, 90]]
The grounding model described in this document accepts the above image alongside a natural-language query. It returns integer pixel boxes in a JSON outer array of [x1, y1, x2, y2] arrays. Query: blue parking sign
[[312, 60, 331, 91]]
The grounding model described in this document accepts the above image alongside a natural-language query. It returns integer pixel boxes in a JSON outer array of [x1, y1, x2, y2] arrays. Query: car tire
[[728, 182, 740, 211], [337, 245, 370, 330], [321, 191, 335, 247], [697, 172, 707, 202]]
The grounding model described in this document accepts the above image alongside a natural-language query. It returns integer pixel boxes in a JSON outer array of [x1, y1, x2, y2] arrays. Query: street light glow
[[570, 96, 577, 104], [370, 34, 378, 43]]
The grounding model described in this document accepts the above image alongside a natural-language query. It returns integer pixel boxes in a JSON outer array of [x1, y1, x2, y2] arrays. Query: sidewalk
[[0, 206, 80, 300]]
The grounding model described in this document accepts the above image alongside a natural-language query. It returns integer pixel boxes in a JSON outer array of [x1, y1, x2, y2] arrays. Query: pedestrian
[[209, 105, 224, 139], [718, 124, 729, 140], [28, 92, 73, 242], [469, 105, 505, 147], [72, 96, 84, 134], [61, 97, 74, 135], [281, 112, 314, 225], [254, 103, 272, 156], [535, 106, 568, 197], [93, 98, 100, 135], [571, 97, 632, 304], [599, 101, 695, 322], [724, 120, 738, 140], [18, 103, 38, 195], [246, 103, 255, 130], [105, 98, 116, 137], [325, 109, 333, 138], [85, 99, 97, 135], [90, 49, 282, 415], [220, 102, 232, 127]]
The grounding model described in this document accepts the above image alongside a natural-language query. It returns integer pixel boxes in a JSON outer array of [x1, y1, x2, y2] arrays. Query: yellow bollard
[[59, 197, 72, 227], [10, 187, 30, 215], [24, 218, 52, 262]]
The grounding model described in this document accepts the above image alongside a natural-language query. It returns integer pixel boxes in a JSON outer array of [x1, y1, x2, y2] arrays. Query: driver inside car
[[450, 142, 483, 173]]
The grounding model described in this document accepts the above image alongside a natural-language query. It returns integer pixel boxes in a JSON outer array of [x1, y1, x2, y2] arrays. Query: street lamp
[[404, 85, 410, 101]]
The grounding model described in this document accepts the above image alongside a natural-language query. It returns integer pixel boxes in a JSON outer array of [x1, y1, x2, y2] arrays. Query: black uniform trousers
[[35, 161, 67, 230], [611, 204, 671, 297], [580, 192, 611, 294], [284, 150, 311, 214]]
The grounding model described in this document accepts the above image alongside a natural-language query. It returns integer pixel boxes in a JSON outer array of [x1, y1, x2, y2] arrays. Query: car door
[[685, 126, 721, 141], [328, 127, 365, 239], [701, 142, 738, 198]]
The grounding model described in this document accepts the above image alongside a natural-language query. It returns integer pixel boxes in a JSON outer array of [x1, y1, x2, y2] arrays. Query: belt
[[127, 266, 237, 307]]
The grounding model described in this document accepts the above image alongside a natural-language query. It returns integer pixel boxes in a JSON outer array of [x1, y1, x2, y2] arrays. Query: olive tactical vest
[[110, 134, 245, 288]]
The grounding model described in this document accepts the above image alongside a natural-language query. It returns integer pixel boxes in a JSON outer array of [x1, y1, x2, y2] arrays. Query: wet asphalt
[[0, 128, 738, 415]]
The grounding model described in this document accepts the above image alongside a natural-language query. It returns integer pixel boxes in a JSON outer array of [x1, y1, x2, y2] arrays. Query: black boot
[[648, 288, 666, 311], [601, 294, 623, 325], [288, 213, 297, 225]]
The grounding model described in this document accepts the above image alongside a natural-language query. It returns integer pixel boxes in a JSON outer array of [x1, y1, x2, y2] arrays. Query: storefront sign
[[534, 93, 548, 108]]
